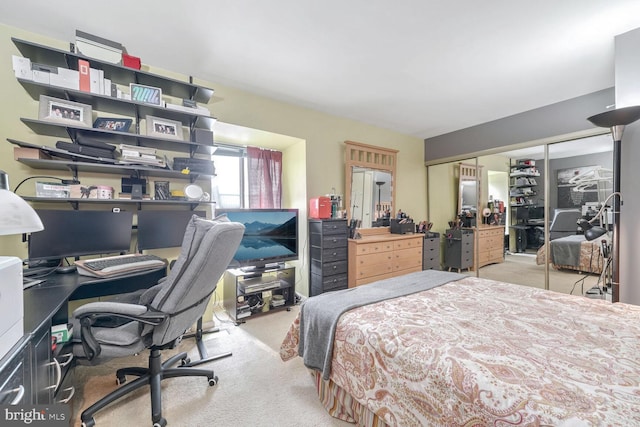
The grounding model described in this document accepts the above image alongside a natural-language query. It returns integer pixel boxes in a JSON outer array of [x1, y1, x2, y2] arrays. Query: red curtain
[[247, 146, 282, 208]]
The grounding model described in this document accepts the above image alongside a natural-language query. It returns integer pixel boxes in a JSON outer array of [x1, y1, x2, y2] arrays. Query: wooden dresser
[[475, 225, 505, 268], [348, 229, 423, 287]]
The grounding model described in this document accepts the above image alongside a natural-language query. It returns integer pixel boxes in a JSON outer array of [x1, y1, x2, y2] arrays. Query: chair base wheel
[[208, 376, 218, 386], [180, 357, 190, 366], [81, 418, 95, 427], [116, 376, 126, 385], [152, 418, 167, 427]]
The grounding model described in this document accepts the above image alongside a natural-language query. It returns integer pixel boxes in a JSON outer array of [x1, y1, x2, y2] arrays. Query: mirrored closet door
[[426, 134, 613, 297]]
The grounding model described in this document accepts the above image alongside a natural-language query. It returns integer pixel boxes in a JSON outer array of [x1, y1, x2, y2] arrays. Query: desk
[[0, 267, 166, 405], [510, 223, 544, 252]]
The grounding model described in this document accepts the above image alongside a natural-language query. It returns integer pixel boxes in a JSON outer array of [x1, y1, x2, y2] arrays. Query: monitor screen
[[28, 209, 134, 261], [137, 210, 206, 250], [528, 206, 545, 220], [215, 208, 298, 270], [515, 206, 529, 221]]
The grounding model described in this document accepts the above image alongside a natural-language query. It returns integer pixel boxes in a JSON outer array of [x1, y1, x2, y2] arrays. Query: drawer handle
[[332, 238, 337, 243], [332, 265, 337, 270], [4, 386, 25, 405], [332, 252, 337, 256], [58, 352, 74, 367], [45, 358, 62, 391], [56, 386, 75, 404]]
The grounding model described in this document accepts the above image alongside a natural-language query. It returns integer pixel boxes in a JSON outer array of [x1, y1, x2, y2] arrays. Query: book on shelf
[[118, 144, 157, 156], [117, 192, 151, 200]]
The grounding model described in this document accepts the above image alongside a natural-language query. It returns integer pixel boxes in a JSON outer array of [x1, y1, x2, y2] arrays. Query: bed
[[280, 270, 640, 426], [535, 234, 606, 274]]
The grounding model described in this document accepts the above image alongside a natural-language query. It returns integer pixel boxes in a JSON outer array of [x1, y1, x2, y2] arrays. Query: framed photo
[[38, 95, 92, 127], [145, 115, 184, 140], [93, 117, 133, 132], [130, 83, 162, 106]]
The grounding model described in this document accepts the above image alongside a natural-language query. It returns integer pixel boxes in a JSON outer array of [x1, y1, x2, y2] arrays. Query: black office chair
[[72, 215, 244, 427]]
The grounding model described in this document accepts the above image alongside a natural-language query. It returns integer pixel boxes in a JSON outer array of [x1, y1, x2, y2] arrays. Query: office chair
[[72, 215, 244, 427], [548, 208, 581, 240]]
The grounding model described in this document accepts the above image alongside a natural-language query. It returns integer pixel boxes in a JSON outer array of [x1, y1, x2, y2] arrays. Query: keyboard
[[77, 254, 166, 277]]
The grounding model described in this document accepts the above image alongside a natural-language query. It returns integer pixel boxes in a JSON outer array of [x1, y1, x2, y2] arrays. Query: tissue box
[[51, 323, 72, 343]]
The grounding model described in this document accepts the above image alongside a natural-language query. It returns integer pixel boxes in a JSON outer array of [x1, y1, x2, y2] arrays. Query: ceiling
[[2, 1, 640, 140]]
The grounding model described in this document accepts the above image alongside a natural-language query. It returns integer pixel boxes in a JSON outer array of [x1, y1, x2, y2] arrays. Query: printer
[[0, 257, 23, 360]]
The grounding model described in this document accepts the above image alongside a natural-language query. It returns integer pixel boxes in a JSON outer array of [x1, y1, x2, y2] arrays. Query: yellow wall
[[0, 24, 425, 296]]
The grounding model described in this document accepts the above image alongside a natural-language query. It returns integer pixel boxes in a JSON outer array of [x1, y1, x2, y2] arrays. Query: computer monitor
[[528, 206, 545, 220], [28, 209, 134, 262], [137, 210, 206, 250], [515, 206, 529, 221]]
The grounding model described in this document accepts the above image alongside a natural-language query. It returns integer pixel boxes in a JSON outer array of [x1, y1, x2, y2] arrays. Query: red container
[[122, 53, 141, 70], [309, 197, 331, 219]]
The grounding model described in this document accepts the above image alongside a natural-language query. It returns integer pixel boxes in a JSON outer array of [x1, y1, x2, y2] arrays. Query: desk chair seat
[[72, 215, 244, 427]]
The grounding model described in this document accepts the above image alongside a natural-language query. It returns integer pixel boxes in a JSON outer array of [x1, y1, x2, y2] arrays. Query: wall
[[424, 89, 615, 164], [547, 152, 613, 212], [0, 24, 425, 297], [615, 27, 640, 305]]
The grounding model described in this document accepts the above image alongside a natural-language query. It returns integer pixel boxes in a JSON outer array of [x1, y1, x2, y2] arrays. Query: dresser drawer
[[354, 262, 393, 280], [393, 237, 422, 250], [320, 274, 348, 291], [356, 251, 393, 267], [320, 220, 348, 235], [355, 241, 393, 256], [320, 260, 348, 276], [312, 246, 347, 263]]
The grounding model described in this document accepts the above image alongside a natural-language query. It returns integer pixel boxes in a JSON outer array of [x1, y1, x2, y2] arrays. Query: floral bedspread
[[281, 276, 640, 426], [536, 238, 605, 274]]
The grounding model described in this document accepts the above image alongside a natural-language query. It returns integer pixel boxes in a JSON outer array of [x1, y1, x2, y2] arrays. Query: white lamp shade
[[0, 189, 44, 235]]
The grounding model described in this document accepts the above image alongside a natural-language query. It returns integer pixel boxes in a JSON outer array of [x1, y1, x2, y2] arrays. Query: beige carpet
[[72, 306, 350, 427], [471, 252, 602, 296]]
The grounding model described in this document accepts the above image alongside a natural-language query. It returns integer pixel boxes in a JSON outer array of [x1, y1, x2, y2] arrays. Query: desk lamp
[[0, 170, 43, 360], [586, 105, 640, 302]]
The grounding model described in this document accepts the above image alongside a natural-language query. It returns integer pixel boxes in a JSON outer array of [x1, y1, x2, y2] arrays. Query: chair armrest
[[73, 302, 168, 361], [74, 302, 168, 325]]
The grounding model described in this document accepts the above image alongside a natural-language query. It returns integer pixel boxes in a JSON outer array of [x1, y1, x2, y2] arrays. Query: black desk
[[0, 267, 167, 406], [510, 223, 545, 252], [23, 266, 167, 336]]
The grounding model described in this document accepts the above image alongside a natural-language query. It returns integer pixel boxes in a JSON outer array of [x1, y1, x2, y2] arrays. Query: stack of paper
[[118, 144, 165, 167]]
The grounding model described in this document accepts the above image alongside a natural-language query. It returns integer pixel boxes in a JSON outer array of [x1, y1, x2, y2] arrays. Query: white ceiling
[[2, 1, 640, 140]]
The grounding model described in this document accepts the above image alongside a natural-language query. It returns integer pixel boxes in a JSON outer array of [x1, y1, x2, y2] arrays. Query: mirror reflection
[[350, 168, 392, 228], [344, 141, 397, 229]]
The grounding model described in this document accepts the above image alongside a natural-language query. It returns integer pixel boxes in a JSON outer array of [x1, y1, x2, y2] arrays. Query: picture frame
[[38, 95, 92, 127], [145, 115, 184, 140], [130, 83, 162, 106], [93, 117, 133, 132]]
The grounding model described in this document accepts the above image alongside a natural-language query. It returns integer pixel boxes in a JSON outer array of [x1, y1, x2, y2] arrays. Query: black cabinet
[[422, 233, 441, 270], [0, 339, 30, 405], [443, 229, 474, 272], [309, 219, 348, 296]]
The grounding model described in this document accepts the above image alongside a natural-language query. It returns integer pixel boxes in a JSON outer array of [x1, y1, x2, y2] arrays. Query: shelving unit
[[222, 266, 295, 323], [8, 36, 217, 208], [509, 159, 541, 252]]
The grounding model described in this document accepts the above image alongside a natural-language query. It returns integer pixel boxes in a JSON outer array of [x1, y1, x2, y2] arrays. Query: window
[[212, 147, 247, 209]]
